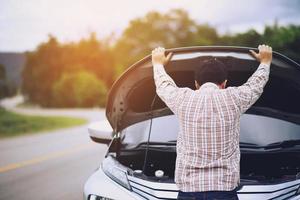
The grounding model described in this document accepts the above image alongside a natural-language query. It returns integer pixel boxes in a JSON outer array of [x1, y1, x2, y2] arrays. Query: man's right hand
[[250, 44, 272, 65]]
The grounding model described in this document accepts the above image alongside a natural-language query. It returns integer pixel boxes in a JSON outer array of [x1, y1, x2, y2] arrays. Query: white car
[[84, 46, 300, 200]]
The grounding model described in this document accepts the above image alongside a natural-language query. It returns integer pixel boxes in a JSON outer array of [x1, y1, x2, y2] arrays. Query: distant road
[[0, 96, 108, 200], [0, 95, 103, 121]]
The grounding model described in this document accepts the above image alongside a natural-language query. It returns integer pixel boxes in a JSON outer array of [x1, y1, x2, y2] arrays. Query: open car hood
[[106, 46, 300, 132]]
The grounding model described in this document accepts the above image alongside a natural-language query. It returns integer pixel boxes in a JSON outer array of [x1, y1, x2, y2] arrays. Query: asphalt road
[[0, 97, 108, 200]]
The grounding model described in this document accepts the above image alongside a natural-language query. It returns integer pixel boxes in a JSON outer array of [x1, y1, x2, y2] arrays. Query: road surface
[[0, 96, 108, 200]]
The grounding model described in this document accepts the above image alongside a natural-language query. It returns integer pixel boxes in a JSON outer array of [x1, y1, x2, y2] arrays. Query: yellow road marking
[[0, 143, 95, 173]]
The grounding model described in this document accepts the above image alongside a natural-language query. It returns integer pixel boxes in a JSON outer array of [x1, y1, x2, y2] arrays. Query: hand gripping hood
[[106, 46, 300, 132]]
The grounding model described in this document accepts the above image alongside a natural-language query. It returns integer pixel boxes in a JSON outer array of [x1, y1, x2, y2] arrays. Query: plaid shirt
[[153, 63, 270, 192]]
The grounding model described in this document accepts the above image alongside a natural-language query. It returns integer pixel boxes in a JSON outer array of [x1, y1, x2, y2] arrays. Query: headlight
[[102, 156, 132, 190], [89, 194, 114, 200]]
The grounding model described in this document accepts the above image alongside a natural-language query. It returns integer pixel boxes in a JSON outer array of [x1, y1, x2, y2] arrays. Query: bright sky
[[1, 0, 300, 52]]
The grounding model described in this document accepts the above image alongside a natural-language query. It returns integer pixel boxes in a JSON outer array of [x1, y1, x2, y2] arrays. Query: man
[[151, 45, 272, 200]]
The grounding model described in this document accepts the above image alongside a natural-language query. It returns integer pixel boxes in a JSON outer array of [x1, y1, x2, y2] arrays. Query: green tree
[[0, 64, 7, 99], [22, 34, 114, 107], [0, 64, 5, 80], [219, 29, 262, 47], [194, 24, 219, 45], [262, 24, 300, 63], [114, 9, 216, 72], [52, 71, 107, 107], [63, 33, 115, 86], [22, 36, 62, 106]]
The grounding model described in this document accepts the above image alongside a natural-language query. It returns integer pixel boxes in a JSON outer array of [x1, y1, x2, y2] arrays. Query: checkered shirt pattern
[[153, 63, 270, 192]]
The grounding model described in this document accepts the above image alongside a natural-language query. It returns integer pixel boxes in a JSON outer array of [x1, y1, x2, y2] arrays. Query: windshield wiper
[[136, 141, 176, 148], [239, 142, 260, 148], [264, 139, 300, 149]]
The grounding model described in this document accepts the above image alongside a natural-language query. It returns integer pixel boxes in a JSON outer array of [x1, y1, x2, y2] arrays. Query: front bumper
[[84, 165, 300, 200]]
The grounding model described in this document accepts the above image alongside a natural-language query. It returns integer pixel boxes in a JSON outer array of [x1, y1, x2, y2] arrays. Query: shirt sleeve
[[229, 63, 270, 113], [153, 64, 188, 114]]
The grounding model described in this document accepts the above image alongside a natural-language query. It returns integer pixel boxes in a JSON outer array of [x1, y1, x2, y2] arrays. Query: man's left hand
[[152, 47, 173, 66]]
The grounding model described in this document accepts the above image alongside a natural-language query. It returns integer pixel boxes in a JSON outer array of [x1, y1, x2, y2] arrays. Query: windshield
[[121, 113, 300, 149]]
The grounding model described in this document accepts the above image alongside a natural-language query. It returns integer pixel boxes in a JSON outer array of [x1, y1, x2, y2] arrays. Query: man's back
[[175, 84, 241, 192], [151, 45, 272, 197]]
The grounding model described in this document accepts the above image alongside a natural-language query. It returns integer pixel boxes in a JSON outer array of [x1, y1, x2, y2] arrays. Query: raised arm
[[152, 47, 187, 113], [230, 44, 273, 113]]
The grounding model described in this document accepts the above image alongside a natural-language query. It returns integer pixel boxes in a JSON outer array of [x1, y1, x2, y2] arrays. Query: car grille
[[127, 176, 300, 200]]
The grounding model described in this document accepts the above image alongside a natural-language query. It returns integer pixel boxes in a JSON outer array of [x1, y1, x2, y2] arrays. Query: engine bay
[[117, 148, 300, 184]]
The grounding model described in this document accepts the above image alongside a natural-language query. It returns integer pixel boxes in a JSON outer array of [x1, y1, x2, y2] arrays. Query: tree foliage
[[22, 34, 114, 107], [114, 9, 218, 71], [52, 71, 107, 107], [0, 64, 7, 99], [218, 24, 300, 63], [0, 64, 16, 99], [0, 64, 5, 80], [22, 9, 300, 107]]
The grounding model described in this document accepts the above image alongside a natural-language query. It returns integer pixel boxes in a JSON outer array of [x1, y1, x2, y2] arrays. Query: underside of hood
[[106, 46, 300, 132]]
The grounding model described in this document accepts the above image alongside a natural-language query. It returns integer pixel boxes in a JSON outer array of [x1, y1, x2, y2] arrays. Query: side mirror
[[88, 120, 113, 145]]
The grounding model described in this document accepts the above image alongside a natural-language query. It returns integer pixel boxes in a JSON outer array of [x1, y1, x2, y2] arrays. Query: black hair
[[194, 58, 228, 86]]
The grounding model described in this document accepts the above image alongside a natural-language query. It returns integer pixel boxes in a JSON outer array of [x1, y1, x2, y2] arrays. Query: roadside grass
[[0, 108, 87, 138]]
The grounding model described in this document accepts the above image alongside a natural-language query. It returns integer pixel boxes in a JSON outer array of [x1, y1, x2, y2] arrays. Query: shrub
[[52, 71, 107, 107]]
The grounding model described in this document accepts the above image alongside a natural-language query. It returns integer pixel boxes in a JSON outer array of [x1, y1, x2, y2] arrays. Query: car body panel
[[84, 157, 300, 200]]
